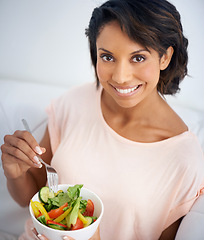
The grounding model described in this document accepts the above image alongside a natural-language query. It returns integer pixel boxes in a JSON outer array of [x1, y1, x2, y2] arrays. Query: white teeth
[[115, 86, 138, 94]]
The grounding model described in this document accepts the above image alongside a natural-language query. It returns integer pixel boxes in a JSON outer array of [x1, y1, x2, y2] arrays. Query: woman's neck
[[100, 88, 187, 143], [101, 88, 163, 123]]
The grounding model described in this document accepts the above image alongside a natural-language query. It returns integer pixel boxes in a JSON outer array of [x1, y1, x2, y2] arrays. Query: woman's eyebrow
[[130, 49, 150, 55], [98, 47, 150, 55], [98, 48, 113, 54]]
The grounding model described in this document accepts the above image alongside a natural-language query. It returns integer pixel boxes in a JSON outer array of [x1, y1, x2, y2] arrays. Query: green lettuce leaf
[[67, 184, 83, 201], [49, 192, 70, 207]]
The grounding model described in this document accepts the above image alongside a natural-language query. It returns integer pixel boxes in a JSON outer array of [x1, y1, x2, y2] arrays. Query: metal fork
[[22, 119, 58, 193]]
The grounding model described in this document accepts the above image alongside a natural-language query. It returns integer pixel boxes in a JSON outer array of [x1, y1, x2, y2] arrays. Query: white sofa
[[0, 79, 67, 239], [0, 78, 204, 239]]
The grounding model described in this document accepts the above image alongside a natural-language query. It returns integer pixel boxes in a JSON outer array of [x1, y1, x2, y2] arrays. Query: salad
[[30, 184, 97, 231]]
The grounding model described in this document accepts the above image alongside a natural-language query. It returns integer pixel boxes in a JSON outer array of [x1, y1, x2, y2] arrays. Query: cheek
[[136, 63, 160, 83], [96, 62, 111, 83]]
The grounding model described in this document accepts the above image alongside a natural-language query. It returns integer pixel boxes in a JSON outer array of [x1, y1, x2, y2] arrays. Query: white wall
[[0, 0, 203, 110], [0, 0, 105, 86], [167, 0, 204, 111]]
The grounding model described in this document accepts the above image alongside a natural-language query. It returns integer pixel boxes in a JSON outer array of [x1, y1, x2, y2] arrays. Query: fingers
[[2, 130, 45, 168], [31, 228, 49, 240], [1, 130, 47, 179], [2, 141, 39, 167], [62, 236, 75, 240], [13, 130, 45, 156], [37, 234, 49, 240]]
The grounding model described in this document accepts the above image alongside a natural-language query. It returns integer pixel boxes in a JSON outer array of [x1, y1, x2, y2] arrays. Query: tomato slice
[[70, 218, 84, 230], [48, 202, 68, 219], [83, 199, 94, 217]]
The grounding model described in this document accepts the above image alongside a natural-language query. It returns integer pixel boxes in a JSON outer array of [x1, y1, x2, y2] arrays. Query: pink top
[[46, 82, 204, 240]]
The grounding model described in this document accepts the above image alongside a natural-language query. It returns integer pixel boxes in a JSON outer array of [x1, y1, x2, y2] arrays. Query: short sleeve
[[164, 173, 204, 229], [164, 186, 204, 229]]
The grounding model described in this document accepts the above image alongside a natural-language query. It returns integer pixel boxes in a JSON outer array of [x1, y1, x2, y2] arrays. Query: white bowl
[[29, 184, 104, 240]]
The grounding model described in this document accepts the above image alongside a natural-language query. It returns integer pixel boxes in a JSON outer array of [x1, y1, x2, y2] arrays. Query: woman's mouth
[[113, 84, 142, 96]]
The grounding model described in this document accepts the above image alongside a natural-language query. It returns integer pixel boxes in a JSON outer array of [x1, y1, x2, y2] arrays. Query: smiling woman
[[95, 21, 174, 110], [1, 0, 204, 240], [86, 0, 188, 96]]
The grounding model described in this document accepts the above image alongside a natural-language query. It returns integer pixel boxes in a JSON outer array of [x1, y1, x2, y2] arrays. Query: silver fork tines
[[38, 155, 58, 193], [22, 119, 58, 193]]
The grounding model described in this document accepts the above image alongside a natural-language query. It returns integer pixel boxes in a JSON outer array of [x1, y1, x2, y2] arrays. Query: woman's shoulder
[[155, 100, 188, 140], [60, 81, 96, 97], [51, 81, 99, 107], [133, 102, 188, 143], [47, 81, 101, 121], [165, 130, 204, 164]]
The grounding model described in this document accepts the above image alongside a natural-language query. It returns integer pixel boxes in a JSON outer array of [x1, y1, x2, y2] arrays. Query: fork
[[22, 119, 58, 193]]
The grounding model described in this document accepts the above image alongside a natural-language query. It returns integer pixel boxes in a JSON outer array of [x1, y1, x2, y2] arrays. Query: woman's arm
[[159, 218, 183, 240], [1, 126, 52, 207]]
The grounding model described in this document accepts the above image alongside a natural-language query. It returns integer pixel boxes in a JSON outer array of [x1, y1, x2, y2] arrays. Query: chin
[[115, 99, 140, 109]]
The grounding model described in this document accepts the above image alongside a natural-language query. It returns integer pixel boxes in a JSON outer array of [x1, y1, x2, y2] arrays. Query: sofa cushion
[[0, 79, 67, 236], [0, 79, 67, 146]]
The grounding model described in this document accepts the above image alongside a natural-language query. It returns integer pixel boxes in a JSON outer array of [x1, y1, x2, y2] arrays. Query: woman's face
[[96, 21, 169, 109]]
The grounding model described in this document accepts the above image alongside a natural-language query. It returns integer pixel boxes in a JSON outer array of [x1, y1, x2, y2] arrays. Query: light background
[[0, 0, 203, 110], [0, 0, 203, 237]]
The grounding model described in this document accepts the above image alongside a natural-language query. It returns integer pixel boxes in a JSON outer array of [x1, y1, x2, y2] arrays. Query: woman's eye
[[100, 54, 114, 62], [132, 55, 145, 63]]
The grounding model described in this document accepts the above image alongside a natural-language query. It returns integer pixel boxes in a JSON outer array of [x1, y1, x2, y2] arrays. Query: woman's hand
[[31, 227, 101, 240], [1, 130, 45, 179], [1, 127, 51, 206]]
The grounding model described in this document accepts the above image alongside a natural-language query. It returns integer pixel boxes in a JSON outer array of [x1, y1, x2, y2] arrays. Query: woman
[[1, 0, 204, 239]]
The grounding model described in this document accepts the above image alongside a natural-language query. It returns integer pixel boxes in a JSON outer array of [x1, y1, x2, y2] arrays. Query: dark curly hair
[[85, 0, 188, 95]]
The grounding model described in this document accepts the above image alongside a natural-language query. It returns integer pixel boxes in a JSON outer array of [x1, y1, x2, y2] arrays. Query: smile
[[113, 85, 141, 96], [115, 86, 138, 93]]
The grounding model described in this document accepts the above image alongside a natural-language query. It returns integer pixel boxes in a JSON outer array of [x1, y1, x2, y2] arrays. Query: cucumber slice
[[84, 216, 93, 228], [48, 223, 67, 230], [39, 186, 55, 203]]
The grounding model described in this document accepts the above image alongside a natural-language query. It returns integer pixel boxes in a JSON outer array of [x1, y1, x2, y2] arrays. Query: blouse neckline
[[96, 84, 191, 146]]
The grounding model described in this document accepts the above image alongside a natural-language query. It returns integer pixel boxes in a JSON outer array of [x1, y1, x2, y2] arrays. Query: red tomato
[[48, 202, 68, 219], [83, 199, 94, 217], [71, 218, 84, 230]]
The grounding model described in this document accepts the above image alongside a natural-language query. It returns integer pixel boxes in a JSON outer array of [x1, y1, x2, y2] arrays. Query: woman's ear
[[160, 46, 174, 70]]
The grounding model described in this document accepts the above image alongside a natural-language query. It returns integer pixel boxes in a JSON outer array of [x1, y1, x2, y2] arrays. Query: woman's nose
[[112, 60, 133, 84]]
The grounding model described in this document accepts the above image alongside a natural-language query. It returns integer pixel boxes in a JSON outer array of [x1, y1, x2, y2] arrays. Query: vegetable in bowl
[[30, 184, 97, 231]]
